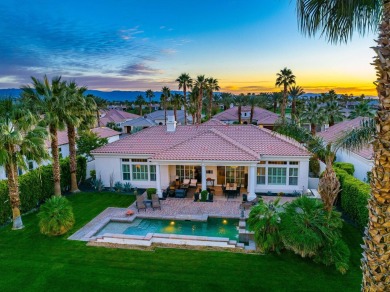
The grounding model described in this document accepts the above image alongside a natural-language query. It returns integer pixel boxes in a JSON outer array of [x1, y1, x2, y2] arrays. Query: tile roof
[[92, 124, 311, 161], [91, 127, 121, 139], [145, 110, 187, 123], [202, 119, 226, 126], [213, 106, 280, 125], [99, 109, 139, 126], [122, 117, 157, 127], [317, 117, 373, 160]]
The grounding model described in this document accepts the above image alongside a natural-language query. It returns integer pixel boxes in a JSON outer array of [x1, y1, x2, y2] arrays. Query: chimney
[[166, 115, 177, 132]]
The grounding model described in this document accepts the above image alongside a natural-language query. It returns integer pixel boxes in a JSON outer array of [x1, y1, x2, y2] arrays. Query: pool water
[[96, 218, 239, 240]]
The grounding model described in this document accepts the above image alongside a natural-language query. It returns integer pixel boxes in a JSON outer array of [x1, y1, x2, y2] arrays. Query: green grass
[[0, 192, 363, 291]]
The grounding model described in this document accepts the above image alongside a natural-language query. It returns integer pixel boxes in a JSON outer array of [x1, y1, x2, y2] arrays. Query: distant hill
[[0, 88, 377, 102]]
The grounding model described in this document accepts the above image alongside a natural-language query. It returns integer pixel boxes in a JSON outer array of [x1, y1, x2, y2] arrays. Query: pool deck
[[69, 195, 295, 242]]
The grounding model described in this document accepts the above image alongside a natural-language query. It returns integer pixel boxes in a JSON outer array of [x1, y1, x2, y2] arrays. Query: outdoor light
[[170, 221, 175, 225], [223, 219, 227, 224]]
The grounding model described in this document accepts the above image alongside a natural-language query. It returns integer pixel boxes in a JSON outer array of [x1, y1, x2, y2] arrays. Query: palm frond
[[334, 118, 375, 151]]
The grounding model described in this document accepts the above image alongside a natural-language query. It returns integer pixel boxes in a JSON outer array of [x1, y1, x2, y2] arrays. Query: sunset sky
[[0, 0, 377, 95]]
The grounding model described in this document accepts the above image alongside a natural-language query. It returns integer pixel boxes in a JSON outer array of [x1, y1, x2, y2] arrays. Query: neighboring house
[[145, 110, 191, 125], [317, 117, 373, 182], [92, 116, 311, 200], [213, 106, 280, 130], [121, 117, 157, 134], [99, 109, 139, 130], [108, 104, 128, 111]]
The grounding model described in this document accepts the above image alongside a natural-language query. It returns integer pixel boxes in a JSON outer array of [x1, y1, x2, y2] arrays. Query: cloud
[[119, 63, 163, 75], [161, 48, 177, 55]]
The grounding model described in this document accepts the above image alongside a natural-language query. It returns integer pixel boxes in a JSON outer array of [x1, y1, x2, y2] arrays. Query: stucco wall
[[336, 149, 373, 182]]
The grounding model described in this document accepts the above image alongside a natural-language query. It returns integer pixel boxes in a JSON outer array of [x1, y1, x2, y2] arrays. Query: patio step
[[228, 240, 237, 245], [236, 242, 245, 248]]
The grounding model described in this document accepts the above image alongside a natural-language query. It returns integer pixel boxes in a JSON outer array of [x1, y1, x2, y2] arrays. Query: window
[[176, 165, 195, 181], [268, 167, 286, 185], [268, 161, 287, 165], [28, 161, 34, 171], [257, 167, 266, 185], [132, 159, 147, 162], [289, 168, 299, 185], [122, 164, 130, 180], [132, 164, 148, 180], [150, 165, 156, 181], [289, 161, 299, 165]]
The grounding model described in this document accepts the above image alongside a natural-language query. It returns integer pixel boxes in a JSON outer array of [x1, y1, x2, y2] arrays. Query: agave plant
[[38, 196, 75, 236], [123, 182, 132, 193], [114, 181, 123, 192]]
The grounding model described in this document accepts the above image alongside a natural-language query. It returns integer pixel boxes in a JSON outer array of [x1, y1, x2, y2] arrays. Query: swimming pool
[[95, 218, 239, 240]]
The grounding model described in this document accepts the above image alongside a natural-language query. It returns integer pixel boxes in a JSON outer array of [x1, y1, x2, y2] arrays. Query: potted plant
[[200, 190, 208, 202], [146, 188, 157, 200]]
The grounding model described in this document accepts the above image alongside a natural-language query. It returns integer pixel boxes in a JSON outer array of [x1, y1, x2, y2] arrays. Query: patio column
[[201, 164, 206, 191], [247, 164, 257, 200], [156, 164, 162, 198]]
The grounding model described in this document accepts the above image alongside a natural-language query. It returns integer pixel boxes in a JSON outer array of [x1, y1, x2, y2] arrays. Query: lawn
[[0, 192, 363, 291]]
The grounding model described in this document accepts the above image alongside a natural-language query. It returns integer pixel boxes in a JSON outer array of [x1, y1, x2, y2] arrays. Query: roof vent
[[166, 116, 177, 132]]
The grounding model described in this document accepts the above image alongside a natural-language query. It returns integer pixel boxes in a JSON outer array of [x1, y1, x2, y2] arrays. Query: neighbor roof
[[99, 109, 139, 126], [213, 106, 280, 125], [317, 117, 373, 160], [92, 124, 311, 161], [122, 117, 157, 127], [145, 110, 187, 123], [91, 127, 121, 139]]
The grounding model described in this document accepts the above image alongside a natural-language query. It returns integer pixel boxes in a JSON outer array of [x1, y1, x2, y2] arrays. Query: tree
[[288, 86, 305, 122], [145, 89, 154, 114], [88, 95, 107, 127], [194, 75, 207, 124], [205, 77, 220, 120], [275, 68, 296, 121], [76, 130, 108, 159], [324, 100, 344, 127], [161, 86, 170, 124], [63, 81, 96, 193], [350, 101, 375, 118], [176, 73, 193, 125], [248, 94, 259, 124], [0, 98, 48, 229], [170, 93, 183, 122], [271, 92, 283, 113], [220, 92, 233, 110], [296, 1, 386, 289], [134, 95, 145, 116], [187, 91, 198, 124], [234, 94, 248, 124], [300, 100, 326, 135], [21, 75, 67, 196]]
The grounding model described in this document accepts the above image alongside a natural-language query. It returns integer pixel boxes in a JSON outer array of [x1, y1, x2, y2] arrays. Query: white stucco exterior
[[336, 149, 373, 182]]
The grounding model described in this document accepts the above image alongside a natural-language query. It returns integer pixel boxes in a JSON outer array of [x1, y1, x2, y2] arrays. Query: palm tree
[[248, 94, 259, 124], [288, 86, 305, 122], [275, 68, 296, 121], [350, 101, 375, 119], [234, 94, 248, 124], [170, 93, 183, 122], [0, 98, 48, 229], [271, 92, 283, 113], [134, 95, 145, 116], [161, 86, 170, 124], [295, 1, 385, 289], [64, 81, 96, 193], [300, 100, 326, 135], [176, 73, 193, 125], [145, 89, 154, 114], [194, 75, 207, 124], [187, 91, 198, 124], [324, 100, 344, 127], [205, 77, 220, 120], [21, 76, 67, 196], [220, 92, 233, 110], [88, 95, 107, 127]]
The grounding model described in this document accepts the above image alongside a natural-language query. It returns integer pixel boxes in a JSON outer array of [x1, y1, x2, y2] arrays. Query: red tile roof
[[92, 124, 311, 161], [91, 127, 121, 139], [213, 106, 280, 125], [99, 109, 139, 126], [202, 119, 226, 126], [317, 117, 373, 160]]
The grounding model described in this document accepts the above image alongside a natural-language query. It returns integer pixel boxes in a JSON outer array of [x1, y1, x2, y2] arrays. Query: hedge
[[334, 167, 370, 228], [333, 162, 355, 176], [0, 156, 87, 226]]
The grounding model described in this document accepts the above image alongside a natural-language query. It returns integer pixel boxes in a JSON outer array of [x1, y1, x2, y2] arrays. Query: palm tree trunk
[[329, 117, 335, 127], [362, 2, 390, 290], [208, 91, 212, 121], [310, 123, 316, 136], [238, 105, 242, 124], [67, 124, 79, 193], [50, 125, 61, 196], [164, 104, 167, 124], [292, 98, 296, 118], [139, 105, 142, 116], [273, 100, 277, 113], [197, 91, 203, 124], [96, 110, 100, 127], [6, 162, 24, 229], [281, 85, 287, 121], [250, 105, 254, 124], [192, 113, 195, 125], [183, 87, 187, 125], [174, 106, 177, 122], [149, 97, 152, 114]]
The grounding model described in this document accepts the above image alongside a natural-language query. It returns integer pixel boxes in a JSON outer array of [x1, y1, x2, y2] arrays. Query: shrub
[[146, 188, 157, 200], [309, 156, 320, 177], [114, 181, 123, 192], [200, 190, 208, 202], [90, 169, 96, 180], [123, 182, 132, 193], [334, 167, 369, 228], [333, 162, 355, 176], [38, 197, 75, 236], [91, 178, 104, 192]]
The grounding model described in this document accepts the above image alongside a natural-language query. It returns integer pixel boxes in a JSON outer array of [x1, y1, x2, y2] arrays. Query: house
[[99, 109, 139, 130], [145, 110, 191, 125], [317, 117, 373, 182], [92, 116, 311, 200], [213, 106, 280, 130], [121, 117, 157, 134]]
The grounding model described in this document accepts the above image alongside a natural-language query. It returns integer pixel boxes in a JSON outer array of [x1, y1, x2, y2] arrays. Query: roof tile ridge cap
[[258, 126, 310, 153], [151, 127, 208, 158], [209, 128, 259, 159]]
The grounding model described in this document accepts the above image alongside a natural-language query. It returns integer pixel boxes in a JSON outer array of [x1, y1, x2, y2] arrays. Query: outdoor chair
[[189, 179, 198, 188], [175, 189, 187, 198], [207, 193, 214, 202], [151, 194, 161, 210], [181, 178, 190, 188], [136, 196, 147, 212]]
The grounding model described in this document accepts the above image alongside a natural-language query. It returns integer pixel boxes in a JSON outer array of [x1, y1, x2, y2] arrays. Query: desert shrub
[[279, 197, 349, 274], [38, 196, 75, 236], [114, 181, 123, 192], [123, 182, 132, 192], [247, 198, 283, 253], [91, 178, 104, 192], [90, 169, 96, 180], [333, 162, 355, 176], [334, 167, 369, 228], [146, 188, 157, 200]]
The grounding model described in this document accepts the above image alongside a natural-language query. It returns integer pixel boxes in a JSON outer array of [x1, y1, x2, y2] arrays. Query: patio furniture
[[175, 189, 187, 198], [194, 192, 199, 201], [206, 178, 215, 187], [168, 188, 176, 197], [207, 193, 214, 202], [151, 194, 161, 210], [189, 179, 198, 188], [181, 178, 190, 188], [136, 196, 147, 212]]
